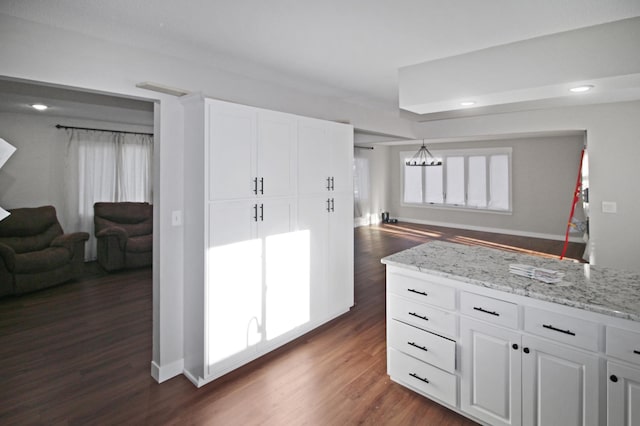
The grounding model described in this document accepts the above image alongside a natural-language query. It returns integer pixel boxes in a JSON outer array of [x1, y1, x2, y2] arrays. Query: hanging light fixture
[[405, 140, 442, 166]]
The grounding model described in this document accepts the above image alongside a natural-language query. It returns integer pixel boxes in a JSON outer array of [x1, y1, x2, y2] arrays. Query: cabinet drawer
[[524, 306, 599, 351], [389, 294, 457, 338], [388, 348, 457, 407], [460, 291, 518, 329], [607, 326, 640, 366], [388, 272, 456, 310], [388, 320, 456, 373]]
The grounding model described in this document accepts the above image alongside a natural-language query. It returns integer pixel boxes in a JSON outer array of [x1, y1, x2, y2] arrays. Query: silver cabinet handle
[[330, 176, 334, 191], [330, 198, 334, 212], [253, 177, 258, 195], [326, 177, 331, 191], [259, 204, 264, 221], [253, 204, 258, 221], [260, 177, 264, 195], [326, 198, 331, 212]]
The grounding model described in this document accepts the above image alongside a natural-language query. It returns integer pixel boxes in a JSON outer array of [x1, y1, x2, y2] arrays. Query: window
[[401, 148, 511, 212]]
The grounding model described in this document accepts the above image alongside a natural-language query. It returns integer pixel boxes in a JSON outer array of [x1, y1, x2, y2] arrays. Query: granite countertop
[[381, 241, 640, 322]]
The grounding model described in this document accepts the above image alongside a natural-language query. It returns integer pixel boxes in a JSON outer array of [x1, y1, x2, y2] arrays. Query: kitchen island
[[381, 241, 640, 426]]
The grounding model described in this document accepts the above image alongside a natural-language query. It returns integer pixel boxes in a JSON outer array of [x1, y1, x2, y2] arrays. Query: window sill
[[400, 202, 513, 215]]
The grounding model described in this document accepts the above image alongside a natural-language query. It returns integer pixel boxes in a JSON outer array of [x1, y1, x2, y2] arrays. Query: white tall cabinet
[[182, 95, 354, 387]]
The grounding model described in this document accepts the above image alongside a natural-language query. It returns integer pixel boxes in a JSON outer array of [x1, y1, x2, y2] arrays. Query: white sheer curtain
[[64, 129, 153, 260], [353, 155, 370, 222]]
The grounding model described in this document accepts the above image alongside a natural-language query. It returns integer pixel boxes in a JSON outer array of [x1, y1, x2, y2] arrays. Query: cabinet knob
[[523, 347, 530, 354], [512, 344, 519, 350], [610, 375, 618, 383]]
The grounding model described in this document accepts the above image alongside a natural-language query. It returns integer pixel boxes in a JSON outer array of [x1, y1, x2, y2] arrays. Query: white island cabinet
[[382, 241, 640, 426], [182, 95, 354, 387]]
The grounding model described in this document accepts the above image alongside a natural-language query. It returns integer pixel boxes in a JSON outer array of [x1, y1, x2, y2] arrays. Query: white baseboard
[[151, 358, 184, 383], [395, 217, 585, 243]]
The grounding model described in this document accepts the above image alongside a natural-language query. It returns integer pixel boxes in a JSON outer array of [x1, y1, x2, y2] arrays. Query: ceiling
[[0, 78, 154, 125], [1, 0, 640, 119]]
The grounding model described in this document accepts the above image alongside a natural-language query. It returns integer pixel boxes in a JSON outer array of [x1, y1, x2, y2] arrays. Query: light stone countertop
[[381, 240, 640, 322]]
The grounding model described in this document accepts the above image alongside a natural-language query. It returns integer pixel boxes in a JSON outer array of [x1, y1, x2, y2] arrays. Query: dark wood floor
[[0, 223, 585, 425]]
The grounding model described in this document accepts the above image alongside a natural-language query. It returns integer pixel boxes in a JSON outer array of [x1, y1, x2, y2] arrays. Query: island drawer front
[[389, 320, 456, 373], [607, 326, 640, 366], [389, 294, 457, 338], [388, 272, 456, 310], [524, 306, 599, 351], [388, 347, 457, 407], [459, 291, 519, 329]]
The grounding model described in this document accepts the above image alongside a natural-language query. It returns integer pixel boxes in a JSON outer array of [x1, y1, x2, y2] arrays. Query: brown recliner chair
[[94, 202, 153, 272], [0, 205, 89, 297]]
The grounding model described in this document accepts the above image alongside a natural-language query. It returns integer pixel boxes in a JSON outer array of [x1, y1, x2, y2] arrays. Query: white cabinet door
[[328, 193, 354, 313], [259, 198, 308, 342], [328, 123, 354, 194], [522, 335, 600, 426], [257, 111, 296, 198], [607, 362, 640, 426], [208, 101, 257, 201], [297, 196, 330, 322], [207, 200, 261, 374], [298, 119, 335, 195], [461, 317, 522, 426]]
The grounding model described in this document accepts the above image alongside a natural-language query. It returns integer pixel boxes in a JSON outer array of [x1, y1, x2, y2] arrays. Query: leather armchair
[[94, 202, 152, 272], [0, 205, 89, 296]]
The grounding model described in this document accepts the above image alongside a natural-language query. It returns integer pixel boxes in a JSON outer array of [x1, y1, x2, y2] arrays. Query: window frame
[[400, 147, 513, 214]]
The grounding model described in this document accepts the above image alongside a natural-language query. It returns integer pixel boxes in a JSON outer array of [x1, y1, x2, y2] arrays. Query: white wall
[[0, 112, 152, 230], [387, 135, 585, 240], [0, 13, 418, 382], [415, 101, 640, 272]]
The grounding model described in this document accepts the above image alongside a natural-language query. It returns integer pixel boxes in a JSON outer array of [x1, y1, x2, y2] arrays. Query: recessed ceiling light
[[460, 101, 476, 107], [31, 104, 48, 111], [569, 85, 594, 93]]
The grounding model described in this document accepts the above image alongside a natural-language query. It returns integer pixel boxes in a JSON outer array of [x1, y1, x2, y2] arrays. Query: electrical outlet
[[171, 210, 183, 226], [602, 201, 617, 214]]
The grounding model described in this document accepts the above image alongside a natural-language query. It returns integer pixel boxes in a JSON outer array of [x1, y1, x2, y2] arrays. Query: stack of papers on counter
[[509, 264, 565, 284]]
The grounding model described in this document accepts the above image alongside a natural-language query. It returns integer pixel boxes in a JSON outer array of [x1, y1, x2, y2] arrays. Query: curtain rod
[[55, 124, 153, 137], [354, 145, 374, 150]]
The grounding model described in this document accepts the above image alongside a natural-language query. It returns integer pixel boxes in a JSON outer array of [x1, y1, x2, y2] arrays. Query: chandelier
[[405, 140, 442, 166]]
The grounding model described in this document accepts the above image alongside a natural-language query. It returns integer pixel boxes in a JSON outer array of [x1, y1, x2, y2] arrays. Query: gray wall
[[0, 112, 152, 231], [415, 101, 640, 272], [387, 135, 584, 239]]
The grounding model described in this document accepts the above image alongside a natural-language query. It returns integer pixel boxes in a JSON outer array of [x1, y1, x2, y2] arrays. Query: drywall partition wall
[[389, 135, 584, 240], [354, 144, 391, 226], [0, 112, 153, 229], [0, 13, 417, 382], [415, 101, 640, 273]]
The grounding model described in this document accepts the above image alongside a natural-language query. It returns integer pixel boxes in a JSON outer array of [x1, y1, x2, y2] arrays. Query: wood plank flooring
[[0, 223, 585, 425]]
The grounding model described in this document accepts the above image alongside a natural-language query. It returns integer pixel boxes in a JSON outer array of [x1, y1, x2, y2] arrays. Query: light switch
[[602, 201, 617, 214], [171, 210, 183, 226]]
